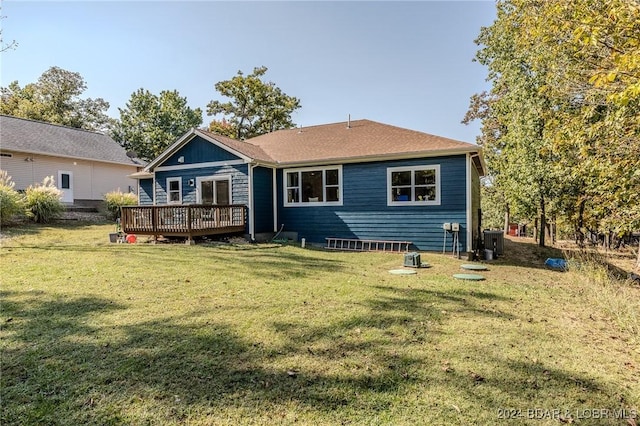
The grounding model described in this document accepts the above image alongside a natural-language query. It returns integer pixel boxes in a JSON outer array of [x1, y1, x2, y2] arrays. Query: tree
[[0, 67, 111, 132], [207, 66, 301, 140], [0, 5, 18, 52], [525, 0, 640, 241], [112, 89, 202, 161], [207, 118, 236, 139], [465, 0, 639, 251], [464, 1, 560, 246]]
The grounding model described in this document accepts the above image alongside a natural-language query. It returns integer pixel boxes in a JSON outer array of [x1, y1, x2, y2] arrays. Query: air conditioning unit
[[404, 252, 421, 268]]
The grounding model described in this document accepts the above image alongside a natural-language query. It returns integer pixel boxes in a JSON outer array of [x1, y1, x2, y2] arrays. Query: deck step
[[325, 237, 411, 253]]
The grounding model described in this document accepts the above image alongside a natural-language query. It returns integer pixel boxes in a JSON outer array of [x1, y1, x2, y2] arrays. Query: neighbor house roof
[[0, 115, 144, 167]]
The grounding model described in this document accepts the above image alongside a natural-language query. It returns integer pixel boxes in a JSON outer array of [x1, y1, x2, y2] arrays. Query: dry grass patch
[[1, 224, 638, 425]]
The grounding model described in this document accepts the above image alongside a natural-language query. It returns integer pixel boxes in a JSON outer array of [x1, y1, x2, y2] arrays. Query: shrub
[[0, 170, 24, 225], [103, 190, 138, 220], [23, 176, 65, 223]]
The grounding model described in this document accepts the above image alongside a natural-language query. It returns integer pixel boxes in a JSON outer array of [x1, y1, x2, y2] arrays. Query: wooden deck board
[[120, 204, 247, 241]]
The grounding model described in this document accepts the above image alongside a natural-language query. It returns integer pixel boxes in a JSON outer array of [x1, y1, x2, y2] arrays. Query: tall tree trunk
[[534, 217, 539, 243], [504, 203, 510, 234], [539, 194, 546, 247], [576, 199, 586, 247]]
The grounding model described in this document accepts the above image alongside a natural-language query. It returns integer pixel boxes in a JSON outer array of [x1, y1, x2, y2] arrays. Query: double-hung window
[[387, 165, 440, 206], [166, 177, 182, 204], [284, 166, 342, 206]]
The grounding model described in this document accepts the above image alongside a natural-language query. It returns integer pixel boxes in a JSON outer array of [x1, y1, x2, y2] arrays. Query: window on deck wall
[[387, 165, 440, 206], [166, 177, 182, 204], [284, 166, 342, 206]]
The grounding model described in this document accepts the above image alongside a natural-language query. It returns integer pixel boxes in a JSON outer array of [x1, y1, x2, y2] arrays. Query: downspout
[[152, 173, 157, 205], [272, 167, 278, 232], [465, 153, 472, 253], [248, 162, 256, 241]]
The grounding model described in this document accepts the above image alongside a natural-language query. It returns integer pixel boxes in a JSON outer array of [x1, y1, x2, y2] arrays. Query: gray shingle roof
[[0, 115, 143, 166]]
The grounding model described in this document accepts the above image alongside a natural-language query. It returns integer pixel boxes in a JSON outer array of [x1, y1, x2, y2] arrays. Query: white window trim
[[195, 174, 232, 204], [283, 165, 343, 207], [166, 177, 182, 204], [387, 165, 441, 206]]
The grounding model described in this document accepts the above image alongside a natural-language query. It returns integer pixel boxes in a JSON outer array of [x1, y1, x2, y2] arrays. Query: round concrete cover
[[453, 273, 485, 281], [460, 264, 488, 271], [389, 269, 418, 275]]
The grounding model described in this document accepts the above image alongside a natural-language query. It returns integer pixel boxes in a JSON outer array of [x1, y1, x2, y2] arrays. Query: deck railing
[[120, 204, 247, 239]]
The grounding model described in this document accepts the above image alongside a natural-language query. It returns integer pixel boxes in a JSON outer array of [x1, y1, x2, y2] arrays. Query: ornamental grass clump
[[23, 175, 65, 223], [0, 170, 24, 225], [103, 189, 138, 220]]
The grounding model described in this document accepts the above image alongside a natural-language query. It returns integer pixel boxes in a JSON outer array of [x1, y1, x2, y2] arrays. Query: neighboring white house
[[0, 115, 144, 205]]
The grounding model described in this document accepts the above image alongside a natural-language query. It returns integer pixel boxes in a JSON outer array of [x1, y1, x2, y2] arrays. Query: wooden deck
[[120, 205, 247, 241]]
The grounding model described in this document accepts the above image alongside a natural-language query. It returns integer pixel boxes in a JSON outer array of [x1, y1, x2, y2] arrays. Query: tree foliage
[[112, 89, 202, 161], [466, 0, 640, 249], [0, 5, 18, 52], [0, 67, 111, 131], [207, 66, 301, 140]]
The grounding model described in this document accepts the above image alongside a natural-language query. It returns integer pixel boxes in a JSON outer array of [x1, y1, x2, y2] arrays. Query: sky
[[0, 1, 496, 144]]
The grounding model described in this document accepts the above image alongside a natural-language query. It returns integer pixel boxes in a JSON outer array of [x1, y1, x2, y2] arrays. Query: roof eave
[[275, 146, 481, 168], [0, 147, 143, 167], [128, 171, 154, 179], [471, 151, 487, 177]]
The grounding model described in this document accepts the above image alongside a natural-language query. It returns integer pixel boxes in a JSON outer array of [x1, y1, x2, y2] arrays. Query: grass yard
[[1, 223, 638, 425]]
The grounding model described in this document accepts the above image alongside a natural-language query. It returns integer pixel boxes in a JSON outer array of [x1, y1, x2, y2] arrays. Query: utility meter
[[443, 223, 451, 231], [451, 223, 460, 232]]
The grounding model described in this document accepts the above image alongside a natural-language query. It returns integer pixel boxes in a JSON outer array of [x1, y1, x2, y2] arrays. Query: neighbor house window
[[166, 177, 182, 204], [387, 165, 440, 206], [284, 166, 342, 206], [61, 173, 70, 189]]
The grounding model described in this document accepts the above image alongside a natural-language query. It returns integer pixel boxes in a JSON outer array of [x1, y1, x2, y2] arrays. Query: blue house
[[127, 119, 484, 252]]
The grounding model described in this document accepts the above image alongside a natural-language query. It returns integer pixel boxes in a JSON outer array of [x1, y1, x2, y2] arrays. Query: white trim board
[[155, 159, 245, 172]]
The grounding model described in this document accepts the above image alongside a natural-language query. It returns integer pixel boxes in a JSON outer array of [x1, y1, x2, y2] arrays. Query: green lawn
[[1, 223, 638, 425]]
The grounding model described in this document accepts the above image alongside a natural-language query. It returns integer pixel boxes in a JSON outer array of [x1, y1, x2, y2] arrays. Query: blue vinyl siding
[[138, 178, 153, 205], [155, 164, 249, 206], [252, 166, 274, 233], [163, 135, 241, 166], [277, 156, 469, 251]]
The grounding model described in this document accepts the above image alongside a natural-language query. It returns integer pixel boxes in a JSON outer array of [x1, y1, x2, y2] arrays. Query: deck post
[[187, 206, 192, 242], [152, 208, 158, 237]]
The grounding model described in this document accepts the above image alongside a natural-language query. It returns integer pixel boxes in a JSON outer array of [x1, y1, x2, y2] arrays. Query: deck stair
[[325, 237, 412, 253]]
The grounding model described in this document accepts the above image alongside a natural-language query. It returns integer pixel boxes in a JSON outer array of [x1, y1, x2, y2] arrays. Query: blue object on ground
[[544, 258, 568, 271]]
